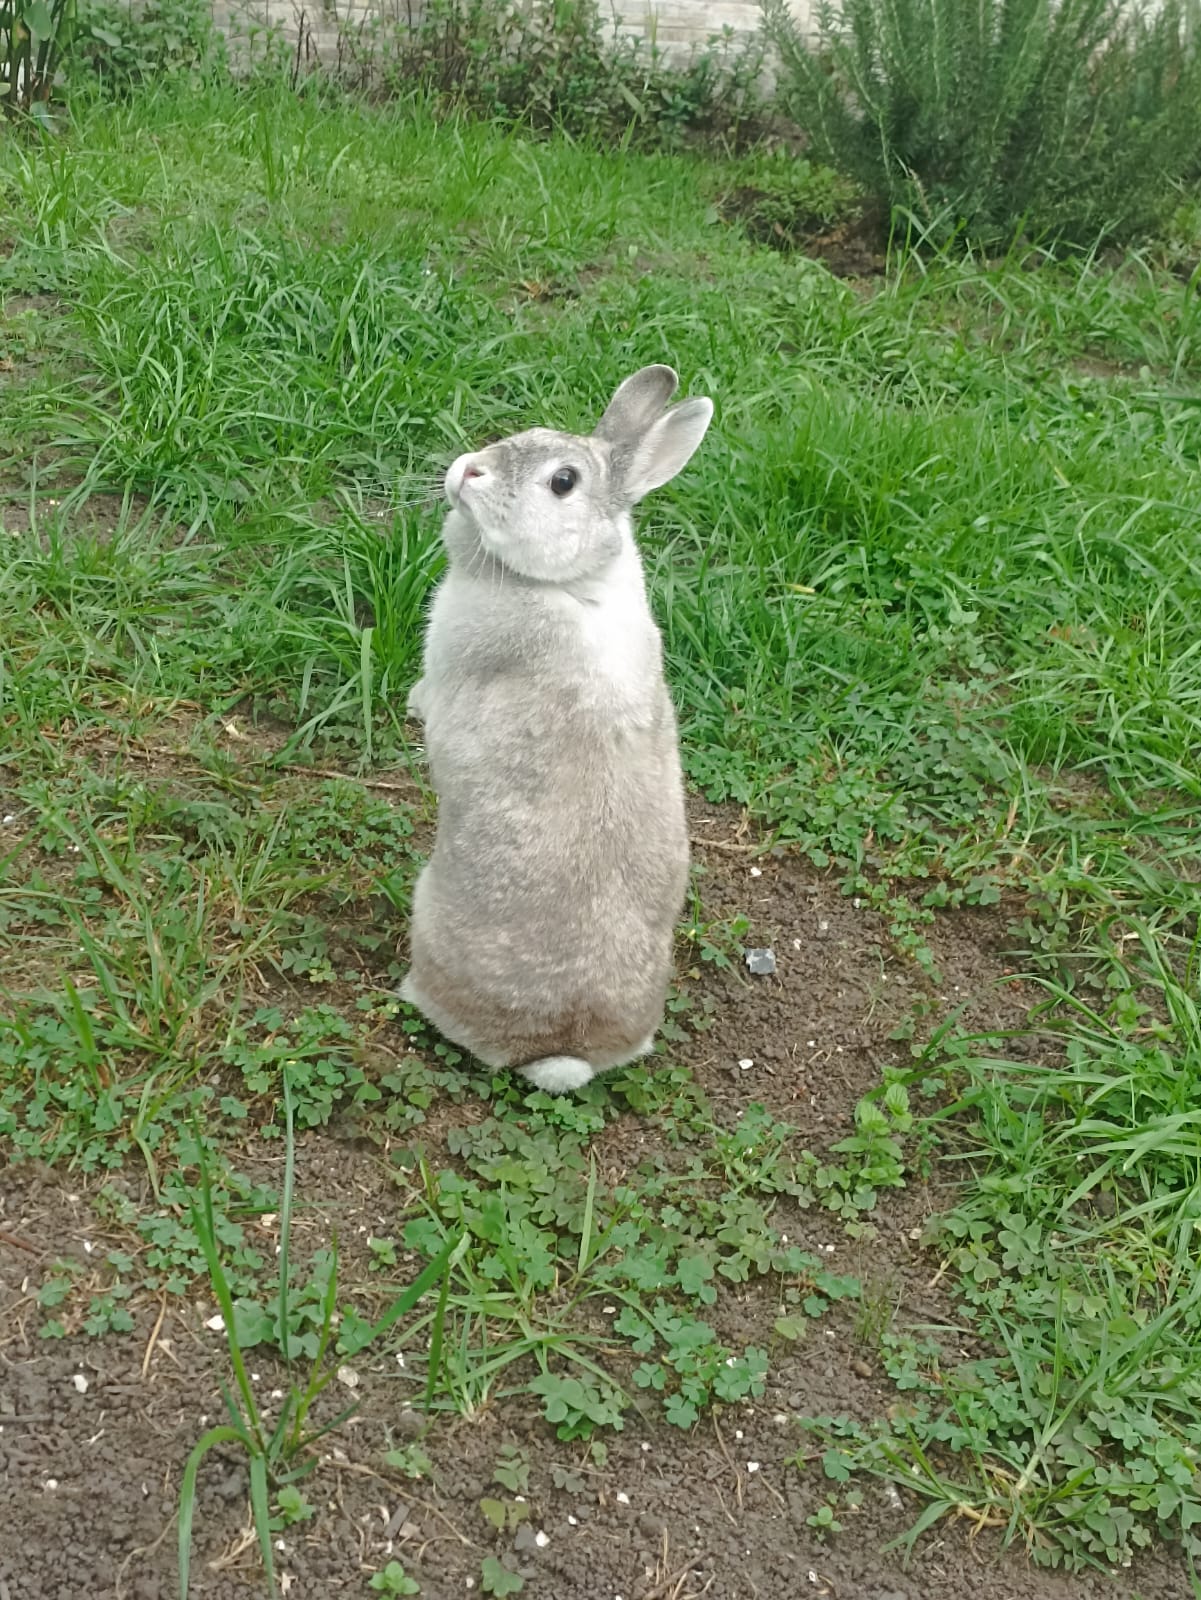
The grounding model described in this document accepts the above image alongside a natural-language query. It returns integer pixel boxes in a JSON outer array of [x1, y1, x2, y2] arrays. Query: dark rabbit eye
[[550, 467, 578, 497]]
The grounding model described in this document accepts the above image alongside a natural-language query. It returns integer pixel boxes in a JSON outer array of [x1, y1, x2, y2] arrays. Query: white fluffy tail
[[518, 1056, 596, 1094]]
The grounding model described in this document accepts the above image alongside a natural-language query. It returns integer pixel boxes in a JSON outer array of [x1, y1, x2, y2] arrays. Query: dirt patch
[[0, 486, 152, 543], [718, 190, 889, 278], [0, 808, 1191, 1599]]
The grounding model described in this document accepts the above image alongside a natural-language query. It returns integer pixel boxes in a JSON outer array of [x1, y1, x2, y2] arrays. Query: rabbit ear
[[618, 397, 714, 503], [594, 366, 680, 444]]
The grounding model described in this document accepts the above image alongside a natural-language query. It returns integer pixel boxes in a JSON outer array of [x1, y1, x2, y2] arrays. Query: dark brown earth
[[717, 191, 890, 278], [0, 797, 1190, 1600]]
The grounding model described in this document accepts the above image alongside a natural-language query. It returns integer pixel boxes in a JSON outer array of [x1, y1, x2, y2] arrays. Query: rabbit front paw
[[406, 678, 429, 723]]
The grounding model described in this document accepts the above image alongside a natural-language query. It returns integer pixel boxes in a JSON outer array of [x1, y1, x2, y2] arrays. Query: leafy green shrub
[[761, 0, 1201, 249], [340, 0, 768, 147], [72, 0, 222, 87], [2, 0, 76, 117]]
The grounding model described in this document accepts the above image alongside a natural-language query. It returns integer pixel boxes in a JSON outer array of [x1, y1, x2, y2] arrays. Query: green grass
[[2, 76, 1201, 1585]]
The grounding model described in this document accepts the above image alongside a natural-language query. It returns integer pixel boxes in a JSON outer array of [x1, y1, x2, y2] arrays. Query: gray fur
[[401, 366, 714, 1092]]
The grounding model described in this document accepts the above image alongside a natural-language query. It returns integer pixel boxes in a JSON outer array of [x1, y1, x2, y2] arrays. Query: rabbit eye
[[550, 467, 578, 498]]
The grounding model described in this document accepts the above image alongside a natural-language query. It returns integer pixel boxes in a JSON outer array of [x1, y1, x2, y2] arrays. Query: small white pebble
[[734, 1427, 743, 1437], [535, 1531, 549, 1548], [737, 1057, 754, 1071], [603, 1305, 616, 1315], [615, 1491, 630, 1506], [82, 1240, 94, 1254], [640, 1442, 650, 1453], [1, 814, 14, 825], [336, 1366, 360, 1389], [204, 1314, 225, 1332], [44, 1479, 59, 1490], [822, 1244, 836, 1255], [793, 938, 802, 949], [396, 1353, 407, 1369], [772, 1413, 789, 1425], [275, 1539, 286, 1552], [750, 866, 762, 877], [807, 1039, 816, 1048], [251, 1373, 260, 1382], [747, 1461, 761, 1473], [808, 1573, 820, 1585], [567, 1515, 579, 1526], [71, 1374, 88, 1394]]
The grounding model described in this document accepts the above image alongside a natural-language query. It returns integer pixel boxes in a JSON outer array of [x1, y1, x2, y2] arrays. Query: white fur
[[559, 548, 661, 724], [518, 1032, 656, 1095], [519, 1056, 597, 1093]]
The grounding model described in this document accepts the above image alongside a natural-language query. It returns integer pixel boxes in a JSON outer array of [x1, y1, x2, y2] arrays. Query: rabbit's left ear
[[615, 397, 714, 503]]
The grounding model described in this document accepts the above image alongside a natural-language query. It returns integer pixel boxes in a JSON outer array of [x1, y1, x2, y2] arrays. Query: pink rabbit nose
[[446, 454, 488, 505]]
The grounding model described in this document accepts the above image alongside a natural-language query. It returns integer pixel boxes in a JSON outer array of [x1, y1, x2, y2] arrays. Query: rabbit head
[[441, 365, 713, 584]]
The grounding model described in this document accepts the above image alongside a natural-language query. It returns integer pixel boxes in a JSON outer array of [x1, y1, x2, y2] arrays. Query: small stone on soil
[[394, 1408, 424, 1438], [744, 947, 776, 975]]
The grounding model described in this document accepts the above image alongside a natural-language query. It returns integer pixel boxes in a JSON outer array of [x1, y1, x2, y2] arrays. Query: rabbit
[[400, 364, 713, 1094]]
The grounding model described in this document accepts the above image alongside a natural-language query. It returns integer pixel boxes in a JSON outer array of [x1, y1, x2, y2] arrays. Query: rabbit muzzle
[[445, 451, 492, 509]]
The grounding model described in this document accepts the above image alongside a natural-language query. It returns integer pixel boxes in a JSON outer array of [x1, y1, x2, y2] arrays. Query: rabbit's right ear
[[594, 366, 680, 444]]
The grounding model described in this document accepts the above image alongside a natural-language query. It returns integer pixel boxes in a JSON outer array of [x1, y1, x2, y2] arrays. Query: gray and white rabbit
[[400, 365, 713, 1094]]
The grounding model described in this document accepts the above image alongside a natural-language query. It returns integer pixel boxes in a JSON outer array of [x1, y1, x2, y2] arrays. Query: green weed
[[177, 1073, 460, 1597]]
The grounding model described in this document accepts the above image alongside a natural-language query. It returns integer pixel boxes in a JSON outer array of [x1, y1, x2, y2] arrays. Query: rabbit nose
[[446, 454, 488, 505]]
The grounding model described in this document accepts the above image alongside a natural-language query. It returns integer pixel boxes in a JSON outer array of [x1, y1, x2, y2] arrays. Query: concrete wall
[[212, 0, 817, 72]]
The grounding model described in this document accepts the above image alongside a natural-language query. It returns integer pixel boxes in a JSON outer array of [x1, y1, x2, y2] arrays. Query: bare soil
[[717, 191, 890, 278], [0, 798, 1190, 1600]]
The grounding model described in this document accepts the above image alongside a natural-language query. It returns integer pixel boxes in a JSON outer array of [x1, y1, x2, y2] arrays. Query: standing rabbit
[[401, 365, 713, 1093]]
